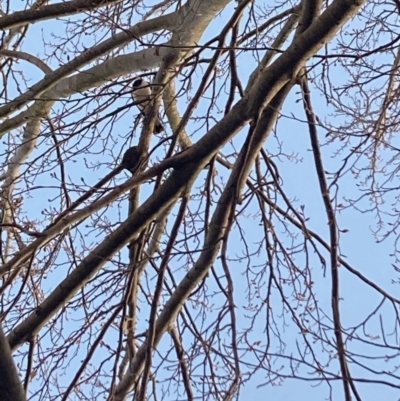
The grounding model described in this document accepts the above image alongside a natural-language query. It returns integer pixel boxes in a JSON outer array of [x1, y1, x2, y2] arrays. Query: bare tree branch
[[0, 0, 124, 30], [0, 50, 52, 74], [0, 323, 26, 401]]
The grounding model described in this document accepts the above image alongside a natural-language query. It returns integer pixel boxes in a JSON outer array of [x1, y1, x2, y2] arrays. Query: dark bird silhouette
[[121, 146, 147, 175]]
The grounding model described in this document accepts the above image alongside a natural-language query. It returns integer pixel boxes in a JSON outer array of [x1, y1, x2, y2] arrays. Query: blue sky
[[4, 1, 400, 400]]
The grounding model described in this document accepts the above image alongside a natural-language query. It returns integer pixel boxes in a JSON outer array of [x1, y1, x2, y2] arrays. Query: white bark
[[0, 0, 233, 260], [0, 0, 371, 399]]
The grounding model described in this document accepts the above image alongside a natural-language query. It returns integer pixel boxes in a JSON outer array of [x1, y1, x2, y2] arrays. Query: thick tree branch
[[0, 0, 232, 136], [246, 8, 301, 93], [0, 49, 52, 74], [0, 16, 170, 122], [0, 0, 124, 30], [0, 323, 26, 401], [7, 157, 207, 349], [245, 0, 365, 116], [5, 0, 367, 385], [114, 77, 294, 400]]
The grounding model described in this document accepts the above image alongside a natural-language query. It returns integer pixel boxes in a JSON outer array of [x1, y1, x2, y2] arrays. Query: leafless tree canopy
[[1, 0, 400, 400]]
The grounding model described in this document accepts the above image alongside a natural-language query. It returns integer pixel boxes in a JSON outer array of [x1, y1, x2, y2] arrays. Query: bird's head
[[132, 78, 144, 90]]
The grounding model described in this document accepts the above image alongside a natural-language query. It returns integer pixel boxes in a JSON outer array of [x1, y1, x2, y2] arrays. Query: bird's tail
[[154, 118, 164, 134]]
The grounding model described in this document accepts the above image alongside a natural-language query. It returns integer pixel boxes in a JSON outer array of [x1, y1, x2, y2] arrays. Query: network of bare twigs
[[1, 1, 400, 401]]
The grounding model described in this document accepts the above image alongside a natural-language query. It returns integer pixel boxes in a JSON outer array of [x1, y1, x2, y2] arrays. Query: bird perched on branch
[[131, 78, 164, 134], [121, 146, 147, 175]]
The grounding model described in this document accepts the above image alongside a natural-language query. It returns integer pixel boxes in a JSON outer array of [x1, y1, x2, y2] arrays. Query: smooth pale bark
[[0, 0, 233, 271], [0, 0, 232, 136], [113, 84, 294, 400], [0, 0, 234, 268], [7, 0, 366, 354], [1, 1, 368, 400]]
